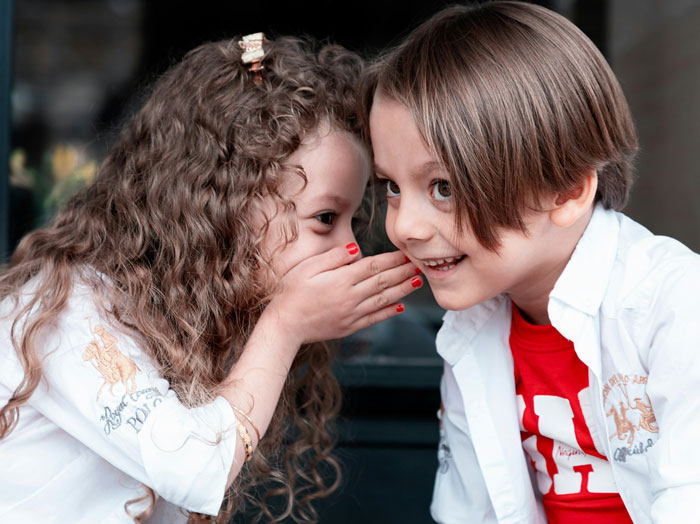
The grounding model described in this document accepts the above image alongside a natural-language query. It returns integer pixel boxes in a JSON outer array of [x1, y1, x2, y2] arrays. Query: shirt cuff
[[139, 395, 237, 515]]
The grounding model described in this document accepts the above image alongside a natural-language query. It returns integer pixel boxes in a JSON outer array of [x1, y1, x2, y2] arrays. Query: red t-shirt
[[510, 304, 632, 524]]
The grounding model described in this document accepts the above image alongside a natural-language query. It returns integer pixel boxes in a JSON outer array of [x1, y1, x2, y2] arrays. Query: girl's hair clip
[[239, 32, 266, 84]]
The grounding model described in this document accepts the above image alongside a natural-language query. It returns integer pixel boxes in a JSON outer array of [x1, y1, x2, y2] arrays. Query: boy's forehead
[[374, 159, 445, 181], [369, 95, 445, 177]]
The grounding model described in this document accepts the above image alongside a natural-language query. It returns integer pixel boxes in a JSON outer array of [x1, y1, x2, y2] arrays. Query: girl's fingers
[[284, 242, 362, 278], [352, 259, 421, 297], [344, 250, 414, 285], [355, 272, 422, 316], [353, 300, 409, 332]]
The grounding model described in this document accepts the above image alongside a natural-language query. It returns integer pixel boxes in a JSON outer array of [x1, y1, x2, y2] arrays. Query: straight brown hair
[[361, 1, 638, 249]]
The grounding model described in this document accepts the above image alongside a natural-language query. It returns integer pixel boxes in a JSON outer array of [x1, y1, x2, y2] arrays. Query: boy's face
[[369, 95, 566, 315], [260, 126, 370, 282]]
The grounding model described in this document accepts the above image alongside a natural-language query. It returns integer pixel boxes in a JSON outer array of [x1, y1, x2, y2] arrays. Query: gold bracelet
[[231, 405, 261, 444], [236, 421, 254, 463]]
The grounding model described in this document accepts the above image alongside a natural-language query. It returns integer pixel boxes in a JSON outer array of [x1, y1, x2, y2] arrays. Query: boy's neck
[[513, 296, 552, 325], [510, 205, 595, 326]]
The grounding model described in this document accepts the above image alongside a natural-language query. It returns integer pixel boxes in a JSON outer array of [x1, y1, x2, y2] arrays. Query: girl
[[0, 34, 421, 523], [362, 2, 700, 523]]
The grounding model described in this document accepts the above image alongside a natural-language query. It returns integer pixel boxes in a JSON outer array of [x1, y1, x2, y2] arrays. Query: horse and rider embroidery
[[603, 373, 658, 454], [632, 396, 658, 433], [606, 402, 637, 447], [82, 317, 140, 400]]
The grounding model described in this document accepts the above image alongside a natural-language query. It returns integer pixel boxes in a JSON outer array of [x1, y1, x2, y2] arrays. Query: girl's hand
[[222, 245, 419, 482], [263, 244, 421, 347]]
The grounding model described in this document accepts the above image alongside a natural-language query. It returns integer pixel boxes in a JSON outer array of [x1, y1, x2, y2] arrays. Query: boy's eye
[[386, 180, 400, 197], [315, 212, 337, 226], [431, 180, 452, 201]]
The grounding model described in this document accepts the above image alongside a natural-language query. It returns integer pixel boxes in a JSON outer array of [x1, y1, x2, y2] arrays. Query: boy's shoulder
[[607, 211, 700, 311]]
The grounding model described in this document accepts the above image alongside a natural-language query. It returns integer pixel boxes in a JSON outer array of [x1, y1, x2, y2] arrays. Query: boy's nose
[[390, 199, 432, 245]]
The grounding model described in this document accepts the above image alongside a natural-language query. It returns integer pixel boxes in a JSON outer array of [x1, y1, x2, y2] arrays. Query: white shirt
[[430, 205, 700, 524], [0, 276, 238, 523]]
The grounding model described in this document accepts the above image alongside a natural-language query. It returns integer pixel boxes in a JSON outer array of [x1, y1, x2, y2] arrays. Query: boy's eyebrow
[[374, 160, 444, 179]]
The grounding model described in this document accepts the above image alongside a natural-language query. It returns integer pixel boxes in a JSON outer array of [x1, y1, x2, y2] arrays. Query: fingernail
[[346, 243, 359, 255], [396, 303, 405, 313], [411, 276, 423, 288], [404, 255, 410, 263], [415, 267, 422, 274]]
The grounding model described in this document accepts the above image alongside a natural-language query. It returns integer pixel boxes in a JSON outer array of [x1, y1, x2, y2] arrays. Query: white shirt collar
[[438, 296, 507, 366], [438, 204, 620, 365], [549, 203, 620, 317]]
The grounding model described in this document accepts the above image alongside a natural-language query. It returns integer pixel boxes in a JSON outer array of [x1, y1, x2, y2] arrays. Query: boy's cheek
[[383, 218, 402, 250]]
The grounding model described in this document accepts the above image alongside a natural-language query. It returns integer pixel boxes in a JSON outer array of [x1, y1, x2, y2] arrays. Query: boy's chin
[[432, 291, 480, 312]]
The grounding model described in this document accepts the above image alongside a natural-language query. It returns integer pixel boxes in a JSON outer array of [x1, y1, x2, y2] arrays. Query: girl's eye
[[431, 180, 452, 201], [386, 180, 400, 197], [315, 212, 337, 226]]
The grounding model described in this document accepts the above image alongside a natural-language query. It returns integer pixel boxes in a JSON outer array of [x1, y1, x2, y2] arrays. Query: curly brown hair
[[0, 35, 364, 523]]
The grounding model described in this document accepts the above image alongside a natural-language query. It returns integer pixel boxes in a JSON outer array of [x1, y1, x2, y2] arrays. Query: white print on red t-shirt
[[517, 388, 617, 495], [602, 373, 658, 463]]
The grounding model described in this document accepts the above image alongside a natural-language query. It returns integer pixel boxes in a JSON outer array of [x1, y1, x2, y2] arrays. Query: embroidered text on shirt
[[100, 387, 164, 435]]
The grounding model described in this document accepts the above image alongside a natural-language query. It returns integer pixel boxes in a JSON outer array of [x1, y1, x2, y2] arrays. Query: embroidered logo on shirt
[[437, 402, 452, 473], [82, 317, 140, 400], [437, 434, 452, 474], [602, 373, 658, 462]]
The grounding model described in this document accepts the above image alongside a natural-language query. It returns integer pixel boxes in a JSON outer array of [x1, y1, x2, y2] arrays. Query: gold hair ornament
[[238, 32, 265, 84]]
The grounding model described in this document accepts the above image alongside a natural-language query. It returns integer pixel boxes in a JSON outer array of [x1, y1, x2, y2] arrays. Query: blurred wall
[[609, 0, 700, 251]]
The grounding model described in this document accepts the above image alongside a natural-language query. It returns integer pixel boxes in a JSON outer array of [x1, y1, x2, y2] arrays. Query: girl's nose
[[338, 226, 361, 257]]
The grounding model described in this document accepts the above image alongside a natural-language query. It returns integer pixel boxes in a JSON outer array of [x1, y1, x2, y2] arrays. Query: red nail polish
[[411, 276, 423, 288], [415, 267, 422, 274], [396, 303, 405, 313], [404, 255, 410, 263], [346, 243, 359, 255]]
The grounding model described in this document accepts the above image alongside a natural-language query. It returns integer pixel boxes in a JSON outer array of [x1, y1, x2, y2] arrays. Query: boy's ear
[[550, 169, 598, 228]]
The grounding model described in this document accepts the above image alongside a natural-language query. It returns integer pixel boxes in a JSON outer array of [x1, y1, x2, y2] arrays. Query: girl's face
[[369, 95, 566, 316], [261, 126, 370, 281]]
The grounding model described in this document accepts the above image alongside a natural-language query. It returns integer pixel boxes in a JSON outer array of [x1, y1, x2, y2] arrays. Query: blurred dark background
[[1, 1, 699, 522]]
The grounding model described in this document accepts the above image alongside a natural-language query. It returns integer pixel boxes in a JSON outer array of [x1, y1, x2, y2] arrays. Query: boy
[[362, 2, 700, 523]]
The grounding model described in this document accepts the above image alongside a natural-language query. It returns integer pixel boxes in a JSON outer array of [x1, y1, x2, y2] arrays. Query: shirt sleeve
[[25, 291, 237, 516], [640, 260, 700, 523]]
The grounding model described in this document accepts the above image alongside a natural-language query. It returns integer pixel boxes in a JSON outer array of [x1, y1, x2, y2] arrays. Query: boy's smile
[[369, 94, 591, 322], [420, 255, 465, 271]]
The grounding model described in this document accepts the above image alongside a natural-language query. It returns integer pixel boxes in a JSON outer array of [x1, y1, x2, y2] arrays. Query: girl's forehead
[[287, 126, 368, 169], [275, 127, 369, 198]]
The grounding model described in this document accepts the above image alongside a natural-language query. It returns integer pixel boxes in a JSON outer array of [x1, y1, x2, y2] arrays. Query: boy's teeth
[[423, 254, 464, 269]]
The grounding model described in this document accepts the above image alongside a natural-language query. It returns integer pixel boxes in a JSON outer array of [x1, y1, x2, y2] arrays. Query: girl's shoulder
[[1, 268, 149, 384]]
